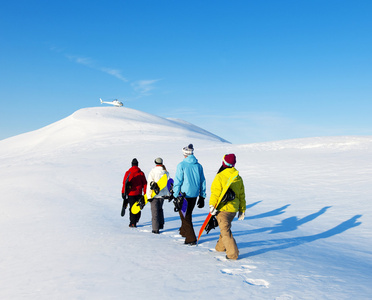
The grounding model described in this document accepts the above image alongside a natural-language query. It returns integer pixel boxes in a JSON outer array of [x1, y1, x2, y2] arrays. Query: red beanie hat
[[222, 154, 236, 167]]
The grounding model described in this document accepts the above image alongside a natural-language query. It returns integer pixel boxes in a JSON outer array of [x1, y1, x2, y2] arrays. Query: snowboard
[[167, 178, 174, 195], [196, 170, 239, 244], [179, 192, 188, 217], [169, 177, 188, 217], [121, 172, 131, 217], [131, 173, 168, 214]]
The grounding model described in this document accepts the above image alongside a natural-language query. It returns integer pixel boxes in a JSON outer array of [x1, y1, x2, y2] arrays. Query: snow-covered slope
[[0, 107, 228, 156], [1, 107, 371, 299]]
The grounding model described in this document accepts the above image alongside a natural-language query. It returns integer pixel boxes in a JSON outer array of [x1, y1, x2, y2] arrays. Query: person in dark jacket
[[122, 158, 147, 227], [173, 144, 206, 245]]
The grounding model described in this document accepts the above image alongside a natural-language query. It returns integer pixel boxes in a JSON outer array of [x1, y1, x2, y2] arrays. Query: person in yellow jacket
[[209, 154, 246, 260]]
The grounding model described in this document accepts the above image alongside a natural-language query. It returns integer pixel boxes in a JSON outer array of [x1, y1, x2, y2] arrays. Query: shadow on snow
[[197, 202, 362, 258], [238, 214, 362, 258]]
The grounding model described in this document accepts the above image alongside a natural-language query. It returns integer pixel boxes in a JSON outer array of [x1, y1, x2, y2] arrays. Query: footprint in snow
[[275, 295, 294, 300], [243, 278, 270, 287], [221, 265, 256, 275], [173, 238, 185, 244], [220, 265, 269, 288], [215, 255, 228, 262], [137, 227, 151, 233]]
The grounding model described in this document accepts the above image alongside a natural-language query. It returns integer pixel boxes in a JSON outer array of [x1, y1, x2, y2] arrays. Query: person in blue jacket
[[173, 144, 206, 245]]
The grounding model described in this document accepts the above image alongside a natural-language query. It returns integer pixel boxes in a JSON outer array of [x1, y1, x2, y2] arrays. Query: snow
[[1, 107, 371, 299]]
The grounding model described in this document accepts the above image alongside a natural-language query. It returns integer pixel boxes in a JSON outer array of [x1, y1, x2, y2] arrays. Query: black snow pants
[[128, 195, 142, 226]]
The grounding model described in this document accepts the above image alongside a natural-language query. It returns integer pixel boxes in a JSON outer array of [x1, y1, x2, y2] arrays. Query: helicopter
[[100, 98, 123, 107]]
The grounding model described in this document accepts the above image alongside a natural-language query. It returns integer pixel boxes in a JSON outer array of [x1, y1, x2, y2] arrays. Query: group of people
[[121, 144, 246, 260]]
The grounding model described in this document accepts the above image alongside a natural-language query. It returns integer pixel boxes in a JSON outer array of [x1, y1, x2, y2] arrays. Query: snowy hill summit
[[0, 107, 229, 155], [1, 107, 372, 299], [1, 106, 371, 156]]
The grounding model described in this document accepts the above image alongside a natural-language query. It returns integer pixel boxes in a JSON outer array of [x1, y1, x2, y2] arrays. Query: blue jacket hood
[[184, 154, 198, 164]]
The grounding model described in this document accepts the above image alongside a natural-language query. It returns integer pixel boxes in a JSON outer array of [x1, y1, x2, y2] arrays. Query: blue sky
[[1, 0, 371, 144]]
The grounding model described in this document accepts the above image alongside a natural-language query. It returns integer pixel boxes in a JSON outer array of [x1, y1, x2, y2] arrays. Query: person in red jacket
[[122, 158, 147, 227]]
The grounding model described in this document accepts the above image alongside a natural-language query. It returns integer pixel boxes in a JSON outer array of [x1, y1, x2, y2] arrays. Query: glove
[[238, 211, 245, 221], [197, 197, 205, 208], [209, 205, 217, 216]]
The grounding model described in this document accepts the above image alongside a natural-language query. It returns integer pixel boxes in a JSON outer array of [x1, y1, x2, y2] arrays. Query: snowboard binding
[[205, 215, 218, 234], [138, 196, 146, 209], [173, 193, 186, 212], [150, 181, 160, 195]]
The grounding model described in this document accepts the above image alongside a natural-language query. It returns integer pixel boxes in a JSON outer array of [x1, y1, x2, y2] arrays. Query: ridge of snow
[[0, 107, 229, 156], [236, 136, 372, 152]]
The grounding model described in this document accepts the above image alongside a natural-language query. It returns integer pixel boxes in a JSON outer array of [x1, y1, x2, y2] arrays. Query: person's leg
[[216, 211, 239, 259], [133, 195, 141, 226], [128, 196, 138, 227], [151, 199, 160, 233], [159, 198, 164, 229], [182, 198, 197, 244]]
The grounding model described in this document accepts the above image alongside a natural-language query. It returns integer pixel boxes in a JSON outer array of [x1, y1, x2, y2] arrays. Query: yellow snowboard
[[131, 173, 168, 214]]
